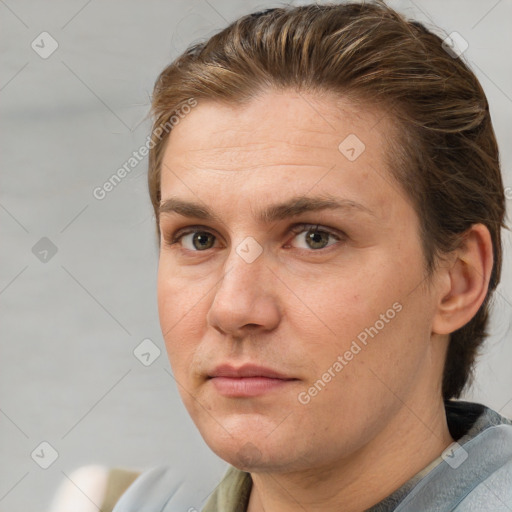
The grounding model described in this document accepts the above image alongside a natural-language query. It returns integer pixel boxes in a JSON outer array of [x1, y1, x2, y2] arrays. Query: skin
[[156, 89, 493, 512]]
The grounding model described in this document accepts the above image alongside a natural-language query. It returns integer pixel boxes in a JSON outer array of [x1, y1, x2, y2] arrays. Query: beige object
[[48, 465, 140, 512]]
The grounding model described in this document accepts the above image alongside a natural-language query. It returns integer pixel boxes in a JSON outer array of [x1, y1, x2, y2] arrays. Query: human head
[[150, 1, 505, 417]]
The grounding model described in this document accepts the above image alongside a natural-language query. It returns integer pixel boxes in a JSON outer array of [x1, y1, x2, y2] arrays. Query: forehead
[[163, 90, 385, 165], [159, 89, 405, 223]]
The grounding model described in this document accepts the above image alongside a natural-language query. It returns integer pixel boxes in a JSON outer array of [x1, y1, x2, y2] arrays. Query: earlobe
[[432, 224, 493, 335]]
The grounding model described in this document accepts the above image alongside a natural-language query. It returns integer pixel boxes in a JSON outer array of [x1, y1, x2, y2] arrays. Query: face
[[157, 89, 444, 473]]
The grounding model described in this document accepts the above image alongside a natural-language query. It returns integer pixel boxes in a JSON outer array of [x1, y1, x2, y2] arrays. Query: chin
[[203, 428, 307, 474]]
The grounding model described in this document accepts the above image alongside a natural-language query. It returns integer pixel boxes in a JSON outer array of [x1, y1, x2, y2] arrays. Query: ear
[[432, 224, 494, 335]]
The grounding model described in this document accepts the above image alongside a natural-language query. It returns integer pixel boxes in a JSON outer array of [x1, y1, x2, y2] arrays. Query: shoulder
[[453, 423, 512, 511], [112, 466, 184, 512], [112, 463, 231, 512], [396, 411, 512, 511], [456, 453, 512, 511]]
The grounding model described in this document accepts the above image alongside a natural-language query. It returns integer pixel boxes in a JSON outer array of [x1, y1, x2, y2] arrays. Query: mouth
[[207, 363, 299, 397]]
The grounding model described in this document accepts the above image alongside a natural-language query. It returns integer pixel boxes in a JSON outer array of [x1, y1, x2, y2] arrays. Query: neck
[[246, 398, 453, 512]]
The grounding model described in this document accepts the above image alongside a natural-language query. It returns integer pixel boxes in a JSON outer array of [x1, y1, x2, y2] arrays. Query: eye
[[287, 224, 342, 251], [167, 228, 218, 251], [164, 224, 344, 253]]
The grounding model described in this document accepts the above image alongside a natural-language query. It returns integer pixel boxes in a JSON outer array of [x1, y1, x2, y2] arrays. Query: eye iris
[[306, 229, 330, 249], [187, 228, 332, 251], [193, 232, 214, 250]]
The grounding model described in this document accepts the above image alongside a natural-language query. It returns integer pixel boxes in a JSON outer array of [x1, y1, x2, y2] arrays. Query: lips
[[207, 364, 298, 397], [208, 363, 294, 380]]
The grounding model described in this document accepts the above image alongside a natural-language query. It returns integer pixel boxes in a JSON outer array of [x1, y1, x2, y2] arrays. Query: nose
[[206, 242, 281, 338]]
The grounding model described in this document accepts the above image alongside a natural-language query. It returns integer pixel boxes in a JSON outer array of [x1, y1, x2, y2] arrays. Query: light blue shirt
[[113, 401, 512, 511]]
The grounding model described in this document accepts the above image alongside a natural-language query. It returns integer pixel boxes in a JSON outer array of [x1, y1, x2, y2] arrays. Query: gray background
[[1, 0, 511, 510]]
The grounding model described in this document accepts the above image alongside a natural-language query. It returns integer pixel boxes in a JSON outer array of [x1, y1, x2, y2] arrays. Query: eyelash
[[163, 223, 345, 254]]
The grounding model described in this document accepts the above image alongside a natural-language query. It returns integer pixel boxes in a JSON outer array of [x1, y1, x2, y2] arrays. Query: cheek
[[296, 253, 427, 378], [157, 262, 206, 373], [299, 263, 396, 342]]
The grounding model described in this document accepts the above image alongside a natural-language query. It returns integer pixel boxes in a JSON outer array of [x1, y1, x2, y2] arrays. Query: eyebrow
[[158, 194, 375, 225]]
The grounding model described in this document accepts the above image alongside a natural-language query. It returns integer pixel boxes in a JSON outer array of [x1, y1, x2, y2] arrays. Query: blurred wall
[[1, 0, 511, 510]]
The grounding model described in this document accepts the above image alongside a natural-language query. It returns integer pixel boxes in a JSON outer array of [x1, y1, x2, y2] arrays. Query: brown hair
[[147, 1, 506, 400]]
